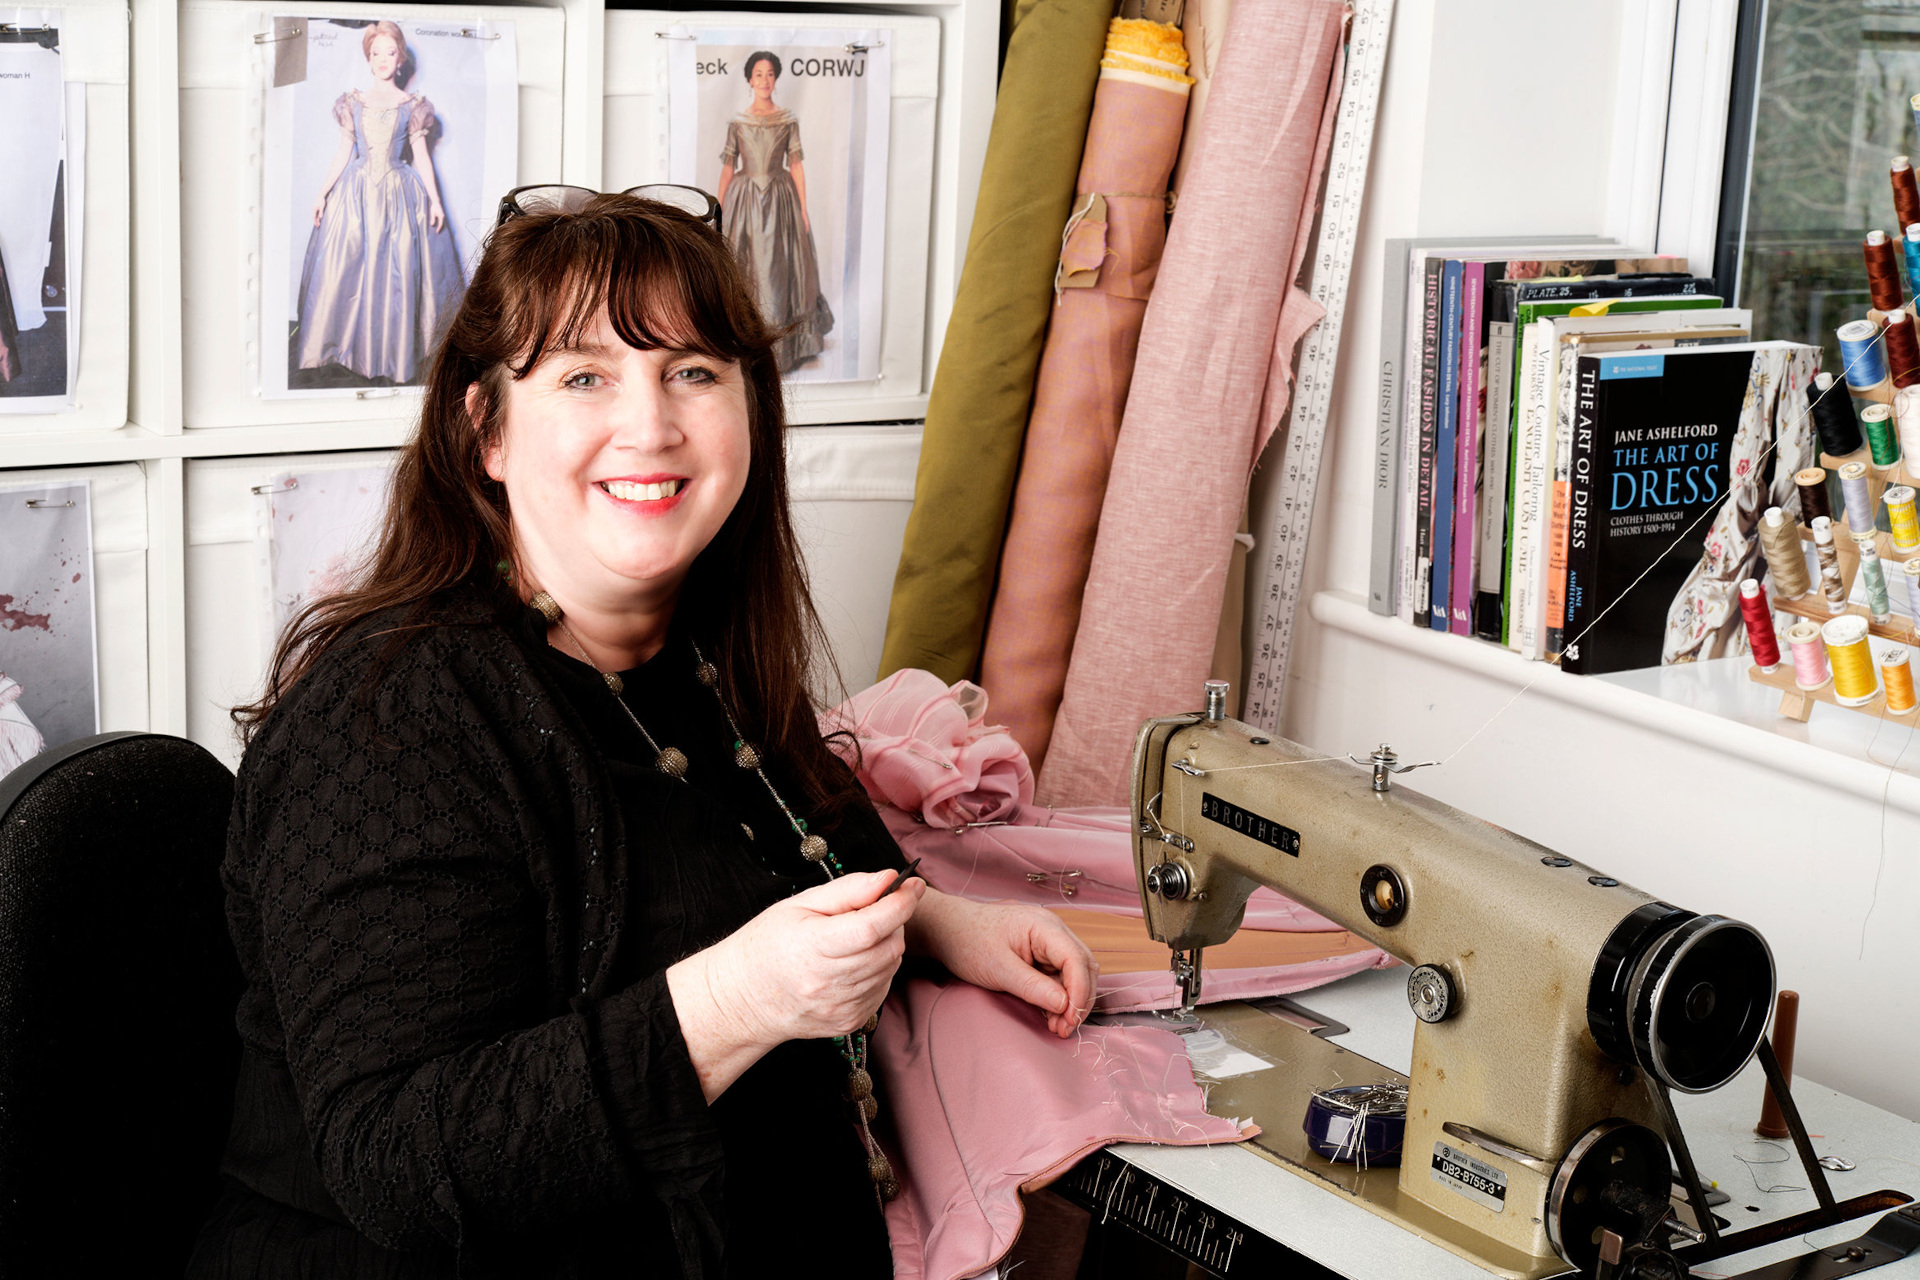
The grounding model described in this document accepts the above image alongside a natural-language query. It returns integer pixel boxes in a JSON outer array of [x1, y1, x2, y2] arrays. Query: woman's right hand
[[667, 870, 924, 1099]]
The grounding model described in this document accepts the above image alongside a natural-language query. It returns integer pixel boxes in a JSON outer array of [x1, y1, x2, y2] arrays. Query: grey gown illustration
[[295, 92, 464, 384], [719, 110, 834, 371]]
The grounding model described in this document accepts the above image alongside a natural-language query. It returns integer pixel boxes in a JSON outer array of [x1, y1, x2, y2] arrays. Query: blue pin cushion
[[1302, 1084, 1407, 1165]]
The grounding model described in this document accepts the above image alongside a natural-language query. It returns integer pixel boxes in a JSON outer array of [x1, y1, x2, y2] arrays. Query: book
[[1430, 260, 1464, 632], [1500, 285, 1719, 649], [1559, 343, 1819, 675], [1379, 239, 1613, 622], [1542, 314, 1752, 660], [1475, 259, 1686, 640], [1450, 262, 1485, 635], [1412, 260, 1444, 627]]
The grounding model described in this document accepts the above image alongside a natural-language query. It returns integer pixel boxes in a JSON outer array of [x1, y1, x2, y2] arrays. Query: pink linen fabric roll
[[1038, 0, 1347, 807], [977, 49, 1193, 772]]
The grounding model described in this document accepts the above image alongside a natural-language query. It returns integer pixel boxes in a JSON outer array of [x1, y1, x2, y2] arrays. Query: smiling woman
[[195, 194, 1097, 1280]]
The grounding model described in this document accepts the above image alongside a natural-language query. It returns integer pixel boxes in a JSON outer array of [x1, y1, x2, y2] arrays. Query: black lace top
[[191, 585, 902, 1279]]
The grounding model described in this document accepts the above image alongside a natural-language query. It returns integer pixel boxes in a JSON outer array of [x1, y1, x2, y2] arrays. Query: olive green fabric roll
[[879, 0, 1115, 684]]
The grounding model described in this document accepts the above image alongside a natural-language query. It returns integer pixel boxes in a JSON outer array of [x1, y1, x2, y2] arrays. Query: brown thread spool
[[1795, 466, 1831, 525], [1756, 990, 1800, 1139], [1866, 230, 1906, 313], [1896, 157, 1920, 231], [1760, 506, 1813, 597], [1889, 310, 1920, 389]]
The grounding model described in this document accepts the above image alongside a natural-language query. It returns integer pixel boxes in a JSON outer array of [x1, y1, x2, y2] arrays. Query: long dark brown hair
[[237, 194, 861, 823]]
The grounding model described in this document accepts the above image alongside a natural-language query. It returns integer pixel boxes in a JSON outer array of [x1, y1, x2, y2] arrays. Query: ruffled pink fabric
[[826, 668, 1033, 830], [875, 979, 1251, 1280]]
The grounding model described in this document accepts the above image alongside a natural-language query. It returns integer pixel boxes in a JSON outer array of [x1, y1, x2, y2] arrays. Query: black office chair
[[0, 732, 242, 1277]]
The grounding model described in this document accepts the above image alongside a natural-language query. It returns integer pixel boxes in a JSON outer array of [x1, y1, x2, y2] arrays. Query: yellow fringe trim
[[1101, 18, 1194, 84]]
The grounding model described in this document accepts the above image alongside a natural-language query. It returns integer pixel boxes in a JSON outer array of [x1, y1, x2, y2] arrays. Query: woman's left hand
[[908, 889, 1099, 1038], [429, 201, 446, 233]]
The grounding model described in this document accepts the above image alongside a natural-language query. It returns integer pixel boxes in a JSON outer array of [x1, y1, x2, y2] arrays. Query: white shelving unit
[[2, 0, 999, 753]]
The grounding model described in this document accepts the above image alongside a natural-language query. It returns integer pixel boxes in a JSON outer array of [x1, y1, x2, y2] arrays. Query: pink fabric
[[1039, 0, 1348, 807], [875, 978, 1250, 1280], [826, 668, 1034, 829], [977, 66, 1193, 774], [883, 804, 1341, 930]]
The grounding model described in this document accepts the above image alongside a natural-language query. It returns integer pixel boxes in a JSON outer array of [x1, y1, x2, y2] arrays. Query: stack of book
[[1367, 241, 1803, 675]]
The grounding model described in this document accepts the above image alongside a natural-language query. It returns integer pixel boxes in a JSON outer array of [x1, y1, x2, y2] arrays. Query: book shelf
[[5, 0, 1001, 753], [1747, 440, 1920, 724]]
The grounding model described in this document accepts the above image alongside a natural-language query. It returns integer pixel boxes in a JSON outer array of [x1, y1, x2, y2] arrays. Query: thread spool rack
[[1749, 437, 1920, 722]]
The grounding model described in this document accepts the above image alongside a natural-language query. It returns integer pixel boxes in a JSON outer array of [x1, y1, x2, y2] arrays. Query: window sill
[[1307, 590, 1920, 815]]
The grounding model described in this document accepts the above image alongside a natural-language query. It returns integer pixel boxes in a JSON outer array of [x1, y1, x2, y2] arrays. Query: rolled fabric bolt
[[1787, 620, 1830, 690], [1740, 579, 1781, 672], [1867, 230, 1906, 312], [1795, 467, 1831, 524], [1888, 310, 1920, 389], [1760, 506, 1813, 597], [1811, 372, 1865, 456], [1839, 319, 1890, 392], [1858, 537, 1892, 622], [1907, 225, 1920, 300], [1885, 648, 1918, 713], [1756, 991, 1801, 1139], [1812, 516, 1849, 614], [1840, 461, 1874, 532], [1823, 615, 1877, 706], [1899, 161, 1920, 233], [1863, 402, 1902, 467], [1889, 485, 1920, 553]]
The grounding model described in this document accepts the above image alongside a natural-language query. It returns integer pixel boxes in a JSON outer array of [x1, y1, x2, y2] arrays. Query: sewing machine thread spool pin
[[1203, 679, 1229, 721], [1350, 744, 1439, 792]]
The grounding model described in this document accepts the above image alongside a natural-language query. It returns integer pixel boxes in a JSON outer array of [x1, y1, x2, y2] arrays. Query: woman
[[716, 52, 833, 372], [191, 193, 1096, 1279], [295, 20, 465, 387]]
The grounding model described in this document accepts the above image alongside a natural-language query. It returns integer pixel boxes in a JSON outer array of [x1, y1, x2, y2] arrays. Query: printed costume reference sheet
[[665, 26, 889, 384], [0, 11, 85, 412], [259, 14, 517, 399]]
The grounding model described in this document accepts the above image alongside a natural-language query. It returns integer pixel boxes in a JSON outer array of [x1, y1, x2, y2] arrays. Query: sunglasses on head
[[495, 184, 722, 232]]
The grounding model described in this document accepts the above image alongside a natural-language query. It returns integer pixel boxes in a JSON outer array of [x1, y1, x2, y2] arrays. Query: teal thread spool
[[1864, 402, 1901, 468], [1858, 536, 1893, 623]]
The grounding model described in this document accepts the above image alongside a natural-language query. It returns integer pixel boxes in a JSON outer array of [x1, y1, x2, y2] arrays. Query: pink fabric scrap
[[1039, 0, 1349, 808], [875, 978, 1251, 1280]]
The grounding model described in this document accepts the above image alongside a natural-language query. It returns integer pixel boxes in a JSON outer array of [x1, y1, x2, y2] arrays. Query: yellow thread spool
[[1889, 485, 1920, 554], [1883, 647, 1918, 713], [1822, 615, 1878, 706]]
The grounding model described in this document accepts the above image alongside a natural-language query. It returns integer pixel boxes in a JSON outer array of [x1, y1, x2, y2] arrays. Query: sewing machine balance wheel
[[1545, 1121, 1678, 1279]]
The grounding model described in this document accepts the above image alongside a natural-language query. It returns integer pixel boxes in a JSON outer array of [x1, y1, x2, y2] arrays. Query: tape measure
[[1240, 0, 1395, 731]]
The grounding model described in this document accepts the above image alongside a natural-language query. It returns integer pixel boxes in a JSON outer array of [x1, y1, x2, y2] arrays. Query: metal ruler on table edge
[[1051, 1148, 1303, 1276], [1241, 0, 1394, 732]]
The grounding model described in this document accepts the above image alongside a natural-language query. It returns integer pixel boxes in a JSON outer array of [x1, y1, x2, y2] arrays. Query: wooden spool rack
[[1749, 438, 1920, 722]]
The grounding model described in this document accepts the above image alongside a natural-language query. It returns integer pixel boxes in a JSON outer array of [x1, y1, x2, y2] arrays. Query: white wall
[[1279, 0, 1920, 1119]]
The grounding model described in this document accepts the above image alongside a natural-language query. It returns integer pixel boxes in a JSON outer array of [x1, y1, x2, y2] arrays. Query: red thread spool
[[1895, 157, 1920, 232], [1740, 579, 1780, 672], [1888, 310, 1920, 388], [1866, 230, 1906, 312]]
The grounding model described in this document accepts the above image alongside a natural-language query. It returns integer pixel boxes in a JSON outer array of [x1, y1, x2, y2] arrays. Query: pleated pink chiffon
[[1039, 0, 1346, 807], [977, 61, 1192, 772]]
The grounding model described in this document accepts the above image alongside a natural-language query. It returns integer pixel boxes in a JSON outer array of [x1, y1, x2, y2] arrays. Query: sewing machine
[[1123, 683, 1918, 1279]]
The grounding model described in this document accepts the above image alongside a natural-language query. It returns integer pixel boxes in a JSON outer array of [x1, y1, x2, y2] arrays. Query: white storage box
[[0, 462, 148, 736], [0, 0, 131, 434], [184, 449, 396, 764]]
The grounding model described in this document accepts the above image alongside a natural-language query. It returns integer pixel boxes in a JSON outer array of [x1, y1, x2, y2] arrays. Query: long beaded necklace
[[528, 590, 899, 1203]]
